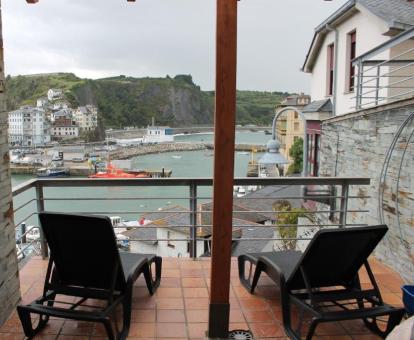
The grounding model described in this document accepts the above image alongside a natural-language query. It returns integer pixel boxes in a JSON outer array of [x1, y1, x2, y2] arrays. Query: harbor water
[[12, 132, 267, 228]]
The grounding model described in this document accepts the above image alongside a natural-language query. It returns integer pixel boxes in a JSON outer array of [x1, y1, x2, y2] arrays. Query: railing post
[[21, 222, 27, 244], [375, 65, 380, 106], [35, 182, 48, 258], [189, 181, 197, 259], [339, 183, 349, 228], [356, 60, 363, 110]]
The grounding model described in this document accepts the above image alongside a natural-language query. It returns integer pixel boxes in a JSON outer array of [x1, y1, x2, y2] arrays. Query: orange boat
[[89, 163, 151, 178]]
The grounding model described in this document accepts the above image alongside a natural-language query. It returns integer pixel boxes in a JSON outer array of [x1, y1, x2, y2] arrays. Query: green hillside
[[5, 73, 290, 127]]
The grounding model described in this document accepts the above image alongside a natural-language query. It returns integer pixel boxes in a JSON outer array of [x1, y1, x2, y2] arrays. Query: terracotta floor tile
[[315, 322, 347, 336], [132, 296, 156, 310], [156, 288, 183, 298], [229, 322, 250, 330], [186, 309, 209, 323], [163, 269, 181, 278], [160, 278, 181, 288], [156, 322, 187, 338], [184, 298, 209, 309], [0, 334, 25, 340], [239, 298, 270, 311], [243, 309, 274, 323], [181, 278, 206, 288], [56, 336, 90, 340], [36, 320, 64, 335], [187, 323, 208, 338], [128, 323, 156, 338], [157, 310, 186, 323], [60, 320, 92, 336], [180, 269, 205, 278], [131, 310, 156, 323], [250, 322, 285, 338], [230, 309, 246, 323], [157, 298, 184, 310], [183, 287, 209, 298]]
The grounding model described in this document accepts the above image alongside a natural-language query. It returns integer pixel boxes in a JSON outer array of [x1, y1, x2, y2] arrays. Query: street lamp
[[264, 106, 308, 177], [258, 138, 288, 177]]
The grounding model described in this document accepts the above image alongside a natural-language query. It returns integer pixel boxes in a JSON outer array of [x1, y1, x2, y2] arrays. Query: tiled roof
[[122, 226, 157, 245], [302, 99, 333, 113], [358, 0, 414, 28]]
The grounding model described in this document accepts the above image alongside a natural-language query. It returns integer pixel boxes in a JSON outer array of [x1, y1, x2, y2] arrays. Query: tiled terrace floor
[[0, 256, 405, 339]]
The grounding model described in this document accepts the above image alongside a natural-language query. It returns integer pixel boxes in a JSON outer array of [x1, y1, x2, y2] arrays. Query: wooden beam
[[208, 0, 238, 338]]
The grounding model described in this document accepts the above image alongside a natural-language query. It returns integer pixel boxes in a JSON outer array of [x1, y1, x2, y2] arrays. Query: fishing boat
[[89, 163, 151, 178], [171, 155, 182, 159], [37, 167, 70, 177]]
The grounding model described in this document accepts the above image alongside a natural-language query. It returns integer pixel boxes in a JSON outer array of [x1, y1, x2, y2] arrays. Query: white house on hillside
[[47, 88, 63, 101], [74, 105, 98, 131], [302, 0, 414, 116]]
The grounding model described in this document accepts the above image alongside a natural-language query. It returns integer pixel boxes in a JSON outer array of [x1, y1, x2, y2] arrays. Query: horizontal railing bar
[[355, 88, 414, 109], [13, 198, 37, 214], [18, 238, 40, 256], [39, 195, 371, 201], [12, 179, 37, 197], [358, 73, 414, 97], [28, 177, 370, 187], [14, 212, 37, 228], [115, 223, 368, 229], [16, 225, 39, 242], [125, 238, 315, 242], [359, 60, 414, 87], [358, 46, 414, 74]]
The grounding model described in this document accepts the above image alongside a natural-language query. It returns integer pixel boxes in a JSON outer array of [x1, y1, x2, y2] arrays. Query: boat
[[89, 163, 151, 178], [237, 151, 249, 155], [264, 130, 272, 135], [25, 227, 40, 242], [247, 185, 258, 192], [171, 155, 182, 159], [37, 167, 70, 177]]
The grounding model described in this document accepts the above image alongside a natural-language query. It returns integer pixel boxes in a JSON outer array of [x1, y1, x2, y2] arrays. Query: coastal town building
[[73, 105, 98, 131], [144, 125, 174, 143], [275, 93, 310, 168], [50, 108, 73, 123], [8, 106, 51, 146], [51, 116, 79, 140], [302, 0, 414, 116], [47, 88, 63, 101], [36, 97, 48, 108]]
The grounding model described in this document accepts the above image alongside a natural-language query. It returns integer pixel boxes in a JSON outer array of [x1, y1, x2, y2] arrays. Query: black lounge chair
[[17, 212, 162, 340], [238, 225, 404, 339]]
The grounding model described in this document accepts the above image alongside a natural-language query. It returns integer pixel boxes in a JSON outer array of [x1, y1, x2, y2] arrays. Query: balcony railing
[[12, 177, 370, 262], [353, 26, 414, 110]]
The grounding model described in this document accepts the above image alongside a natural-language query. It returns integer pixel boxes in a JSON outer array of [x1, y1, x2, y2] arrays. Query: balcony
[[6, 176, 407, 338], [0, 255, 404, 339]]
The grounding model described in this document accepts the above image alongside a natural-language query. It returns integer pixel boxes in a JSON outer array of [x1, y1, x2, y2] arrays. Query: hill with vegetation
[[6, 73, 290, 127]]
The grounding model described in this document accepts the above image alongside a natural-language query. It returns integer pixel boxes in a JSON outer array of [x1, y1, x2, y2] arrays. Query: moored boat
[[37, 167, 70, 177]]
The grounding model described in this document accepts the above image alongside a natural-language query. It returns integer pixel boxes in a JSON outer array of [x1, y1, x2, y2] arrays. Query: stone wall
[[319, 98, 414, 282], [0, 1, 21, 326]]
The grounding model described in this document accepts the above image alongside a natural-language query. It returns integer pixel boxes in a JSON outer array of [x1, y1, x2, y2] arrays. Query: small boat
[[264, 130, 272, 135], [247, 185, 258, 192], [171, 155, 182, 159], [237, 151, 249, 155], [89, 163, 151, 178], [37, 167, 70, 177]]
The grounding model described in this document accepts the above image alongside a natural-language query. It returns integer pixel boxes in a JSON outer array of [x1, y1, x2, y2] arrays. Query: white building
[[47, 88, 63, 101], [36, 97, 48, 108], [144, 126, 174, 143], [74, 105, 98, 131], [302, 0, 414, 116], [51, 109, 73, 123], [51, 120, 79, 140], [8, 106, 51, 146]]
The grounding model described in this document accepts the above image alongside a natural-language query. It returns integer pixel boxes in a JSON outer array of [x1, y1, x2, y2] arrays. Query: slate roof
[[234, 185, 301, 220], [122, 226, 157, 245], [302, 99, 333, 113], [231, 218, 274, 257]]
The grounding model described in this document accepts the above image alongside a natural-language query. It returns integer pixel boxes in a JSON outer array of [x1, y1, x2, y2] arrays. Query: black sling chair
[[238, 225, 404, 339], [17, 212, 162, 340]]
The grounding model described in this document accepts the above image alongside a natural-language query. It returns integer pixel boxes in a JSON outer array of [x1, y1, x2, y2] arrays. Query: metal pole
[[189, 182, 197, 259], [21, 222, 27, 244], [339, 183, 349, 228], [375, 65, 380, 106], [272, 107, 307, 176], [35, 182, 48, 258], [356, 60, 363, 109]]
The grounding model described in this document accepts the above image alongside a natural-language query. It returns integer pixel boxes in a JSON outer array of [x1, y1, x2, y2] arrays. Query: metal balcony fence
[[12, 177, 370, 262], [352, 27, 414, 110]]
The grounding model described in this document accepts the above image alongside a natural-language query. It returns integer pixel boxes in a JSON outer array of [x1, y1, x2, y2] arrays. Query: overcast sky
[[3, 0, 347, 93]]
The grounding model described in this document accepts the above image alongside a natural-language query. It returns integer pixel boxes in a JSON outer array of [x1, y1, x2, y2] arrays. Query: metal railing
[[12, 177, 370, 261], [352, 27, 414, 110]]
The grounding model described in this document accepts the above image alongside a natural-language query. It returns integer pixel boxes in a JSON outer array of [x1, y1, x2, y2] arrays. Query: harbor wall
[[319, 98, 414, 283], [0, 1, 21, 326]]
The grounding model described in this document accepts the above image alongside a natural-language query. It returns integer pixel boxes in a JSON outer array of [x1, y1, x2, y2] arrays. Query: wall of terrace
[[319, 97, 414, 282], [0, 1, 21, 326]]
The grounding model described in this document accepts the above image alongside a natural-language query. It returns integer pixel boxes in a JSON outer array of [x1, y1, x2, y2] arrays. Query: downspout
[[326, 24, 338, 116]]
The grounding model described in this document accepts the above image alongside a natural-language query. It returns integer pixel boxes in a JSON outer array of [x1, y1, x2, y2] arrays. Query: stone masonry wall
[[320, 98, 414, 283], [0, 1, 21, 326]]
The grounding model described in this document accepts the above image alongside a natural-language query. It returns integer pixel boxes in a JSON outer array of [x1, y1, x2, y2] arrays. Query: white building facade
[[8, 107, 51, 146], [47, 88, 63, 101], [74, 105, 98, 131], [302, 0, 414, 116], [144, 126, 174, 143]]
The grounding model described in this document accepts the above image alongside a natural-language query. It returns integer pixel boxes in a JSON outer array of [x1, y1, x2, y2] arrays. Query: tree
[[287, 137, 303, 175]]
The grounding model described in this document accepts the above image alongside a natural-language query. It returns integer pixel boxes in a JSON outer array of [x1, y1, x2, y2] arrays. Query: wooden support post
[[208, 0, 238, 338]]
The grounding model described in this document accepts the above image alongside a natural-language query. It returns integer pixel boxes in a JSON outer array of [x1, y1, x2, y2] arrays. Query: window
[[327, 43, 335, 96], [294, 122, 300, 131], [348, 31, 356, 92], [294, 112, 298, 119]]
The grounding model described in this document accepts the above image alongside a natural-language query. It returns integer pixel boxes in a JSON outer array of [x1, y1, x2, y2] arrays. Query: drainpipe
[[326, 24, 338, 116]]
